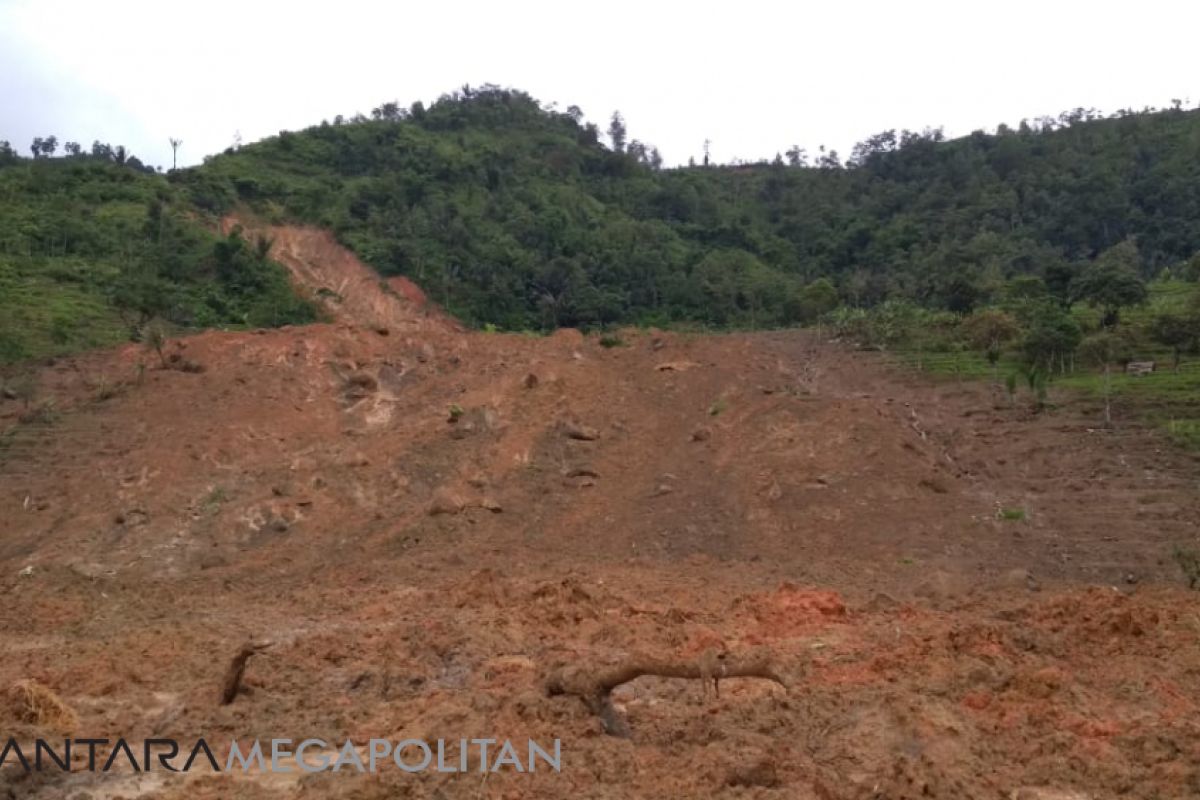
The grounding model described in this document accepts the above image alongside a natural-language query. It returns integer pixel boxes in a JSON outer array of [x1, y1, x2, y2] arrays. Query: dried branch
[[545, 653, 788, 737], [219, 641, 272, 705]]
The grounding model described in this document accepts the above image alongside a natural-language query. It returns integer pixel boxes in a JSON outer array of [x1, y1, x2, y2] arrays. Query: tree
[[1044, 261, 1078, 308], [41, 136, 58, 157], [786, 277, 839, 324], [30, 137, 42, 158], [691, 249, 781, 327], [64, 141, 82, 157], [940, 276, 981, 314], [961, 308, 1020, 383], [372, 101, 402, 121], [815, 144, 843, 169], [608, 112, 627, 153], [1078, 330, 1133, 426], [1149, 306, 1200, 371], [169, 138, 182, 170], [112, 261, 171, 331], [1021, 305, 1081, 374], [143, 319, 170, 368], [1003, 275, 1048, 304], [1070, 241, 1147, 327], [1182, 253, 1200, 282]]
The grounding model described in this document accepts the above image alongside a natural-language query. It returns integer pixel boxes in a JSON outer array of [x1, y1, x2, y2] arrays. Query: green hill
[[0, 145, 316, 363], [4, 87, 1200, 363], [180, 87, 1200, 330]]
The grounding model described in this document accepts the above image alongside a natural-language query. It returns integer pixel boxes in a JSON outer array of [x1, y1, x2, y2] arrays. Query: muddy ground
[[1, 225, 1198, 799]]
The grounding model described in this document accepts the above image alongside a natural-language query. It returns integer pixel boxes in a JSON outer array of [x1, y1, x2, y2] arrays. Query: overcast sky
[[2, 0, 1197, 169]]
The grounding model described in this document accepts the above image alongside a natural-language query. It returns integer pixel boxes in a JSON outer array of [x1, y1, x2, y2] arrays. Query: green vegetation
[[997, 507, 1027, 522], [201, 486, 228, 514], [1174, 546, 1200, 590], [174, 88, 1200, 334], [5, 88, 1200, 386], [848, 279, 1200, 445], [0, 145, 317, 363], [1166, 420, 1200, 449]]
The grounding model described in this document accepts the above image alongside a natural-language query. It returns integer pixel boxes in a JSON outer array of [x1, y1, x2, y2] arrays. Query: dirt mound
[[222, 216, 459, 334], [1, 225, 1199, 798]]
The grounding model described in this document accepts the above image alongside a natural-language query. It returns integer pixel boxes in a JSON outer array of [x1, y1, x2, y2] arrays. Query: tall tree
[[1149, 304, 1200, 371], [962, 308, 1020, 383], [607, 112, 626, 153], [1070, 240, 1147, 327], [169, 138, 182, 170], [1021, 305, 1082, 374], [1078, 330, 1133, 426], [785, 145, 807, 166]]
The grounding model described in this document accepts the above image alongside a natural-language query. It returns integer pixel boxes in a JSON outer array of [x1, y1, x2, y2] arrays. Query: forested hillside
[[179, 87, 1200, 330], [4, 86, 1200, 362], [0, 142, 316, 362]]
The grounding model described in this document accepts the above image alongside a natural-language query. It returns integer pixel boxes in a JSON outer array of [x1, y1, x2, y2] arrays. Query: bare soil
[[1, 225, 1198, 799]]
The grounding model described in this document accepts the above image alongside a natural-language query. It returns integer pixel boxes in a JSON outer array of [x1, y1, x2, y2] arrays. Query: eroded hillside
[[1, 227, 1198, 799]]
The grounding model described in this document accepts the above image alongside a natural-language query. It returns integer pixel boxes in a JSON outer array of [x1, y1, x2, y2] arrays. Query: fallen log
[[545, 652, 787, 737], [219, 641, 272, 705]]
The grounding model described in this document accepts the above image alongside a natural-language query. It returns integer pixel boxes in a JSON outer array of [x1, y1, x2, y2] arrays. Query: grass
[[1059, 361, 1200, 448], [892, 317, 1200, 452], [894, 348, 996, 380], [1057, 359, 1200, 401], [1165, 419, 1200, 449], [997, 507, 1026, 522], [0, 257, 130, 363], [202, 486, 228, 514]]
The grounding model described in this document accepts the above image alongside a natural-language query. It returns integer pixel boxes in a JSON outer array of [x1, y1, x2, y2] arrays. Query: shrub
[[143, 319, 169, 367], [1173, 547, 1200, 589]]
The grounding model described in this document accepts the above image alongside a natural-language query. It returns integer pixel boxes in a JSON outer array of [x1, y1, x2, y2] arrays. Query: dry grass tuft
[[6, 679, 78, 732]]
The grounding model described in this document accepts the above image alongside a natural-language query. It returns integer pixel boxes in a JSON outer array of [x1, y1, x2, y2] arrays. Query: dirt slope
[[222, 216, 459, 334], [1, 227, 1198, 799]]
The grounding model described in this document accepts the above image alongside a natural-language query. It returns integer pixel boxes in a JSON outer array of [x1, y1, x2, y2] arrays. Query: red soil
[[1, 225, 1198, 799]]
